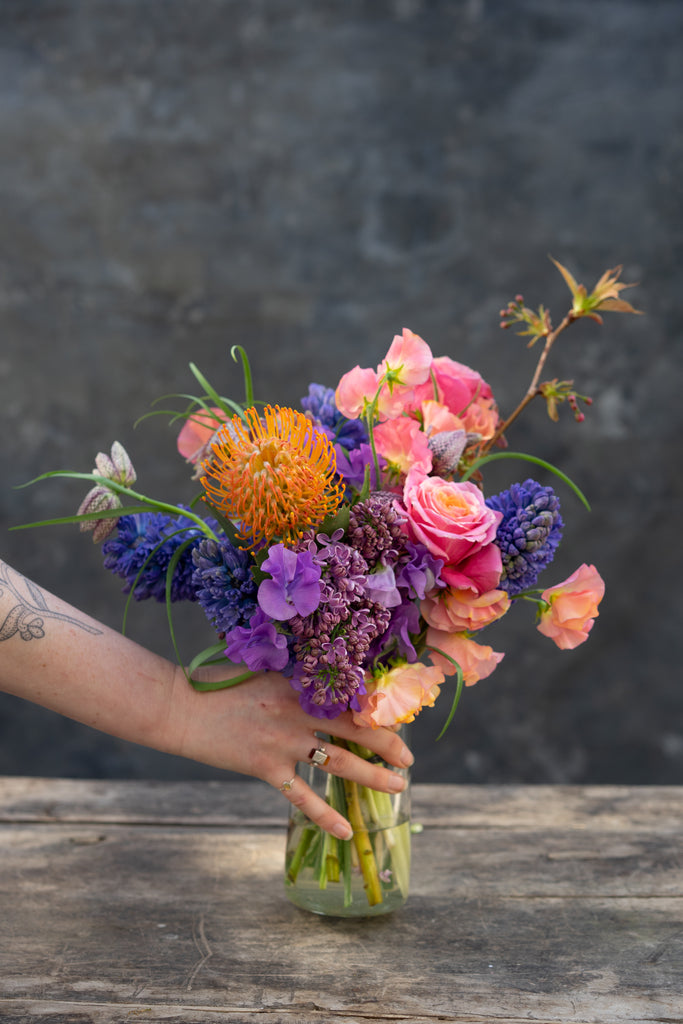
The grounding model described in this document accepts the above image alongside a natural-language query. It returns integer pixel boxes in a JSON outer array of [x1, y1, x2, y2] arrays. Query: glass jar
[[284, 731, 411, 917]]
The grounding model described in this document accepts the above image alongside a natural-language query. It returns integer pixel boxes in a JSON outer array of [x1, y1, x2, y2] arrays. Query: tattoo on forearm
[[0, 561, 103, 641]]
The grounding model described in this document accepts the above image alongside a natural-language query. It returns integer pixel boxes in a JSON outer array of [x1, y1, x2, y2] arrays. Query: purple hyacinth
[[192, 536, 258, 633], [486, 479, 563, 596], [102, 507, 208, 602], [301, 383, 367, 451]]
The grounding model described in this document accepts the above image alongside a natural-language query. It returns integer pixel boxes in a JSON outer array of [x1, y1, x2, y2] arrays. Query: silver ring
[[279, 777, 296, 792], [309, 745, 330, 767]]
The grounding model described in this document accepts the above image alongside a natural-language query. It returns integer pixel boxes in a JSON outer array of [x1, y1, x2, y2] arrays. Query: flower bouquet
[[19, 259, 639, 915]]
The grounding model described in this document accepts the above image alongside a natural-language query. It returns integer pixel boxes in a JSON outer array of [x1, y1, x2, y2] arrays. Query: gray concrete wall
[[1, 0, 681, 784]]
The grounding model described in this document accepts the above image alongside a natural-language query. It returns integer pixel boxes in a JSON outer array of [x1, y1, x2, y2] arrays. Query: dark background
[[1, 0, 680, 785]]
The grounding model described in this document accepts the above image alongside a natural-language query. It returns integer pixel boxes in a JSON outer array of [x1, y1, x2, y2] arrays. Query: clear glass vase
[[284, 731, 411, 917]]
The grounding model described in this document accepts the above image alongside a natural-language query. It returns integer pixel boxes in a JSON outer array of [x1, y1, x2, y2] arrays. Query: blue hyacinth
[[301, 383, 367, 451], [192, 536, 258, 633], [486, 479, 563, 596], [102, 507, 208, 602]]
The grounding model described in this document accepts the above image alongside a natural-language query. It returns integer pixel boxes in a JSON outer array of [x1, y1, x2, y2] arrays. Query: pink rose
[[425, 628, 504, 685], [352, 662, 444, 729], [413, 356, 495, 417], [537, 564, 605, 650], [422, 586, 510, 633], [400, 469, 503, 594]]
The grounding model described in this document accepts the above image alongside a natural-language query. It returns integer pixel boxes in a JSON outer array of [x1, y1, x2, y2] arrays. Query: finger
[[325, 716, 414, 769], [311, 741, 407, 795], [276, 774, 353, 839]]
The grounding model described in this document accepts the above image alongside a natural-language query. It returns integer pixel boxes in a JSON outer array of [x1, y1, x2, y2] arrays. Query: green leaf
[[231, 345, 255, 407], [461, 451, 591, 511], [10, 505, 153, 531], [190, 669, 258, 692], [423, 648, 465, 741], [319, 503, 351, 537], [189, 362, 246, 420], [186, 642, 233, 675], [201, 499, 243, 547]]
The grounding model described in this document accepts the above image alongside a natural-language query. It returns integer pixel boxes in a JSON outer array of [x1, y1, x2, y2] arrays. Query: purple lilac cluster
[[221, 494, 444, 719], [486, 479, 563, 596], [102, 507, 211, 602]]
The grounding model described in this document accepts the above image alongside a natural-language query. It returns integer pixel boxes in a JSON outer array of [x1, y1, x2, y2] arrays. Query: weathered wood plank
[[1, 819, 683, 1022], [2, 777, 683, 832]]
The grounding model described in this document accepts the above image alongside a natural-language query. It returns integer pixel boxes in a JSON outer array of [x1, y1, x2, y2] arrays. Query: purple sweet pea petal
[[224, 608, 289, 672], [363, 564, 402, 608], [258, 543, 322, 620], [334, 443, 385, 491], [396, 541, 446, 599]]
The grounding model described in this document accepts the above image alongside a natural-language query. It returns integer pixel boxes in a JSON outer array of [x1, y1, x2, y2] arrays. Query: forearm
[[0, 559, 177, 750]]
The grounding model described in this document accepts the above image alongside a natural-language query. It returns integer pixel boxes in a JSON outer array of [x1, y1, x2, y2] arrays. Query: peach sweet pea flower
[[177, 407, 225, 464], [400, 469, 503, 594], [425, 628, 504, 685], [537, 563, 605, 650], [373, 417, 433, 477], [352, 662, 444, 729], [420, 399, 463, 436], [458, 395, 499, 442], [422, 586, 510, 633]]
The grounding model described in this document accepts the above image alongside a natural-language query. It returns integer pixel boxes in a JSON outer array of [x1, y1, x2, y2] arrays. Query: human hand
[[168, 666, 414, 838]]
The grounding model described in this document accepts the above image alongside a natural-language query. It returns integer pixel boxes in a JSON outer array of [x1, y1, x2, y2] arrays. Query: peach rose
[[537, 564, 605, 650], [425, 628, 504, 685], [421, 586, 510, 633], [400, 469, 503, 594], [352, 662, 444, 729]]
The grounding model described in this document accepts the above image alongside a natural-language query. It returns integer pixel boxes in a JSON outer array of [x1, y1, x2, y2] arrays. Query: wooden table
[[1, 779, 682, 1023]]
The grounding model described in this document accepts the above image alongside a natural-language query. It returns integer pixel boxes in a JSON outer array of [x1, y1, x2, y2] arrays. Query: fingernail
[[388, 773, 405, 792], [400, 749, 415, 767], [333, 822, 353, 840]]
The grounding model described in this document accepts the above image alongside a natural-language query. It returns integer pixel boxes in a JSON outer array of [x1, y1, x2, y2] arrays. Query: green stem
[[343, 779, 383, 907], [286, 825, 316, 885]]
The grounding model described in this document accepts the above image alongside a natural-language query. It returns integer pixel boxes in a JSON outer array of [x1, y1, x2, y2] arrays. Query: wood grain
[[1, 780, 682, 1023]]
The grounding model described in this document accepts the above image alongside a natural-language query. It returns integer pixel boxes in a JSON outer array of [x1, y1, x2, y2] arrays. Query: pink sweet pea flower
[[425, 628, 504, 685], [177, 407, 225, 463], [422, 586, 510, 633], [373, 417, 433, 477], [352, 662, 444, 729], [377, 328, 433, 388], [536, 563, 605, 649], [335, 365, 380, 420], [400, 469, 503, 594]]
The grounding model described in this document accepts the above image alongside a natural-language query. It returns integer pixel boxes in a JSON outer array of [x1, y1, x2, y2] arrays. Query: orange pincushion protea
[[200, 405, 343, 549]]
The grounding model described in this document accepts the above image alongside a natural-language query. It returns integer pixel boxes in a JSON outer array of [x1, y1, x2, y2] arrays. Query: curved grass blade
[[231, 345, 254, 407], [425, 645, 465, 740], [461, 452, 591, 510]]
